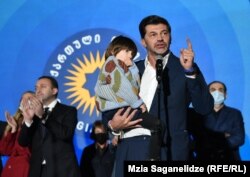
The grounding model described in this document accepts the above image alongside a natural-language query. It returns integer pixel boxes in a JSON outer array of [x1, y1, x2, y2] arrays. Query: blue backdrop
[[0, 0, 249, 161]]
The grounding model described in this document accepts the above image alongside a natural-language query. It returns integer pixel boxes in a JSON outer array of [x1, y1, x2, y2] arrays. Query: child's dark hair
[[105, 35, 138, 60]]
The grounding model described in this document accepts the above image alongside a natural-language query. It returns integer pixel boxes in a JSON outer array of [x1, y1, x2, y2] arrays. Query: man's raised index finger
[[186, 38, 192, 50]]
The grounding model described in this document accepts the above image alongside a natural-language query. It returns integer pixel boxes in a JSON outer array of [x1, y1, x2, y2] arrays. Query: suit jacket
[[80, 143, 115, 177], [136, 52, 213, 160], [18, 102, 81, 177], [188, 106, 245, 160], [208, 106, 243, 160]]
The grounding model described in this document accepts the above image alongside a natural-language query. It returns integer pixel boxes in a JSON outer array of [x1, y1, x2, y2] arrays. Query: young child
[[95, 35, 161, 160]]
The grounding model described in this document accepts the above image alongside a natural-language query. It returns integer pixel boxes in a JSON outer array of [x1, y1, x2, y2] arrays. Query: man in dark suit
[[80, 120, 116, 177], [188, 81, 245, 160], [18, 76, 81, 177], [107, 15, 214, 177]]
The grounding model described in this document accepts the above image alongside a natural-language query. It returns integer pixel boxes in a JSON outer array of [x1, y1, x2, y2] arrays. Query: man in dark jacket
[[18, 76, 81, 177], [80, 120, 116, 177], [106, 15, 214, 177], [188, 81, 245, 160]]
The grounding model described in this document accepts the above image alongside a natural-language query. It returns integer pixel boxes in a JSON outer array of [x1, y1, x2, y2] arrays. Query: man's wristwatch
[[108, 120, 121, 136]]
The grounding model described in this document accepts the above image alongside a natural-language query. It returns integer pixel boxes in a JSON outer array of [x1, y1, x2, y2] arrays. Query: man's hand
[[21, 98, 35, 124], [180, 38, 195, 70], [109, 107, 142, 131], [111, 135, 119, 146], [27, 96, 44, 119]]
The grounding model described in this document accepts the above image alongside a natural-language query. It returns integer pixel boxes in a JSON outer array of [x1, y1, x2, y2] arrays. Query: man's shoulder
[[135, 59, 145, 74], [83, 143, 96, 154], [84, 143, 95, 150], [223, 105, 242, 114], [56, 102, 77, 111], [135, 59, 144, 66], [169, 52, 179, 59], [169, 53, 183, 66], [0, 120, 7, 127]]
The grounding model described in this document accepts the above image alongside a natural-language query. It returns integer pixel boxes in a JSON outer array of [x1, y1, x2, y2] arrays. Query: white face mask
[[211, 90, 225, 105]]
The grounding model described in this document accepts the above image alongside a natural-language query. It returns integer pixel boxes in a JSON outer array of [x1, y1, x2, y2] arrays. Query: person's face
[[209, 83, 226, 97], [141, 23, 171, 58], [93, 126, 107, 145], [35, 78, 58, 104], [115, 49, 133, 66]]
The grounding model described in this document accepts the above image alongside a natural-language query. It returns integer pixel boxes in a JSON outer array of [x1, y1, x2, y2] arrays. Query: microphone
[[156, 55, 163, 82]]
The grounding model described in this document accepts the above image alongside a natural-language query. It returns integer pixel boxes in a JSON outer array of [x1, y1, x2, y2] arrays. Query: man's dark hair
[[38, 76, 59, 97], [90, 120, 107, 140], [208, 81, 227, 93], [139, 15, 171, 38]]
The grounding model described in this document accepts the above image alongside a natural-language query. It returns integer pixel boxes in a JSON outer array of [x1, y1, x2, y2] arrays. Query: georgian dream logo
[[43, 28, 146, 134]]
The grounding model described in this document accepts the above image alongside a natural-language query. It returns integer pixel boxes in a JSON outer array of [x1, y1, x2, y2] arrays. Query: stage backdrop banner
[[0, 0, 249, 161]]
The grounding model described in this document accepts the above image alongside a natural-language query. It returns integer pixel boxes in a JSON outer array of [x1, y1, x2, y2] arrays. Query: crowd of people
[[0, 15, 245, 177]]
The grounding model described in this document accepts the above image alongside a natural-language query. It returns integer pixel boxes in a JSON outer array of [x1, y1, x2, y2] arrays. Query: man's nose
[[36, 88, 40, 94], [157, 34, 164, 41]]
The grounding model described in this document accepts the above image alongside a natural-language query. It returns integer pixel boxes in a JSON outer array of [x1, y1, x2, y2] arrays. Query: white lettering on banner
[[49, 33, 102, 77], [76, 121, 91, 132]]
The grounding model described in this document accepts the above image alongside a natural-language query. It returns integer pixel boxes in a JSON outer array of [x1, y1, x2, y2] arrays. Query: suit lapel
[[166, 53, 184, 84]]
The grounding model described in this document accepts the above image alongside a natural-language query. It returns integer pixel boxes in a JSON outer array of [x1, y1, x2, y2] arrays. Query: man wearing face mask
[[188, 81, 245, 160], [80, 120, 116, 177]]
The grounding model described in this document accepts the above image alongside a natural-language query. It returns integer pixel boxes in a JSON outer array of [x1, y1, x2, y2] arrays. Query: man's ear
[[52, 88, 58, 96], [141, 39, 146, 48]]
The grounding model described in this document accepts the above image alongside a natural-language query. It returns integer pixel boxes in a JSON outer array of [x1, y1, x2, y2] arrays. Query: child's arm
[[95, 58, 143, 109]]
